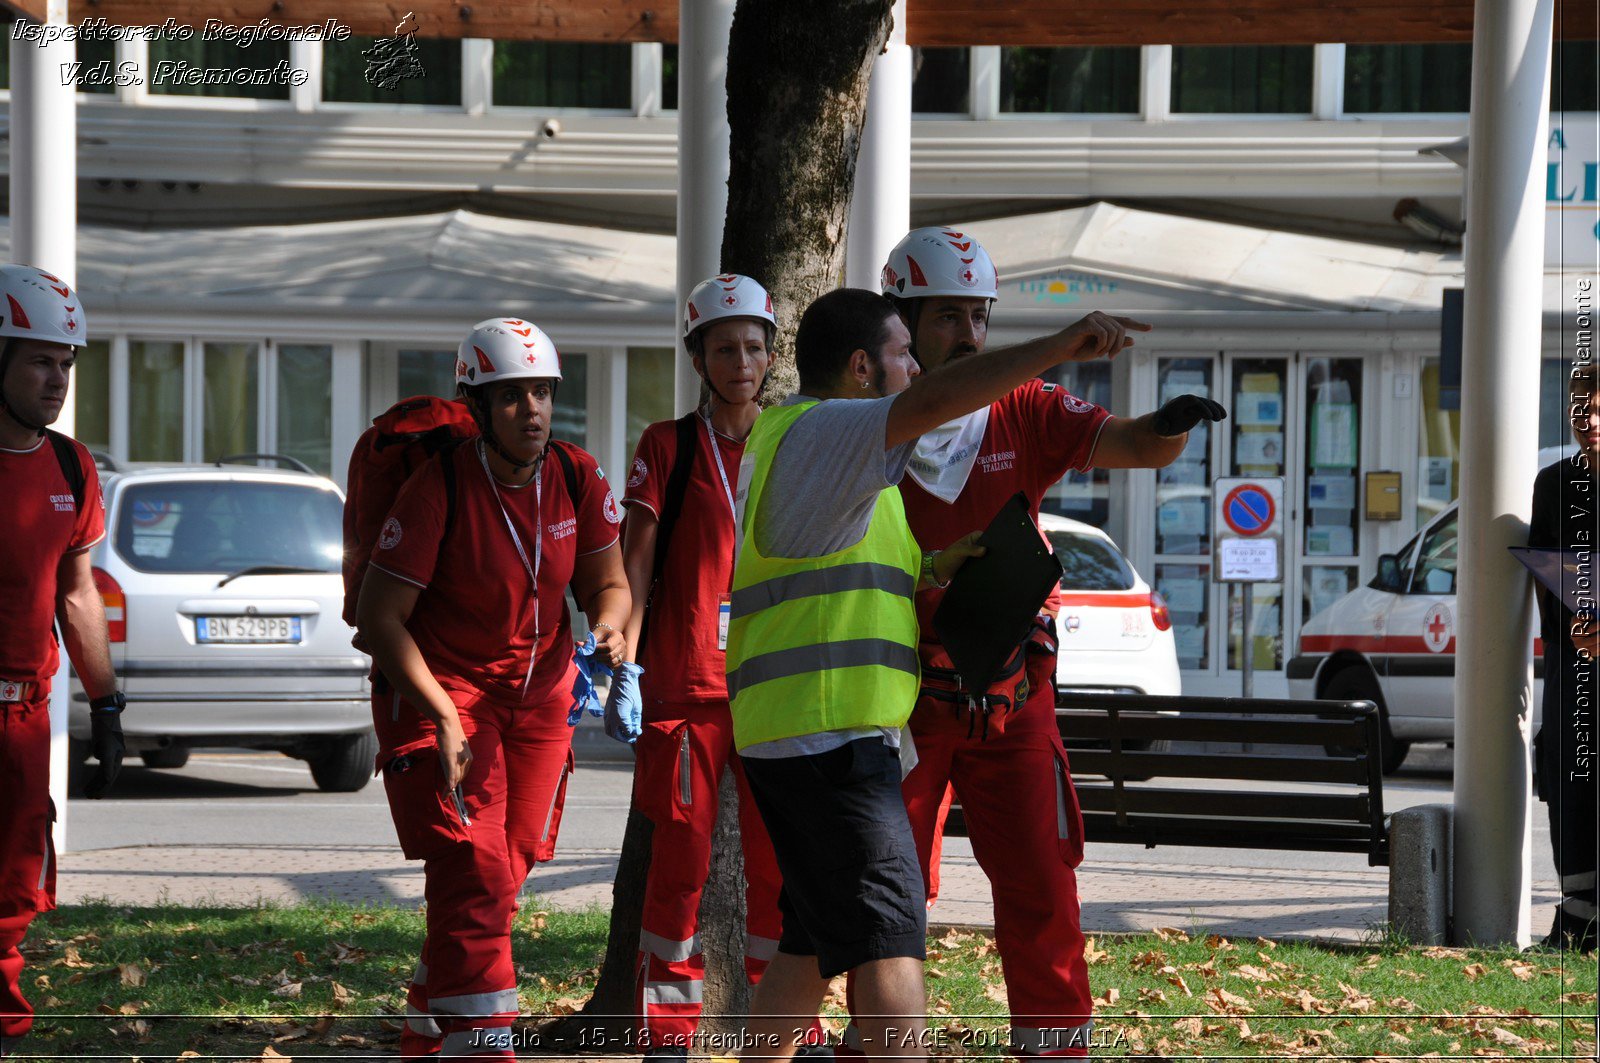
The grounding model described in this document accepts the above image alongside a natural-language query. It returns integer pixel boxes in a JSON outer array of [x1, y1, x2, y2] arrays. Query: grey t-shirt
[[737, 394, 919, 760]]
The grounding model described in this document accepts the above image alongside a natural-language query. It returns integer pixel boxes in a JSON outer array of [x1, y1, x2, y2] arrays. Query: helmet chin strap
[[467, 391, 539, 471]]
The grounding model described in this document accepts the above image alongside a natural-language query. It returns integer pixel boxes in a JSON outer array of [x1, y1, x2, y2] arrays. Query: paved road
[[56, 730, 1562, 941], [64, 734, 1555, 875]]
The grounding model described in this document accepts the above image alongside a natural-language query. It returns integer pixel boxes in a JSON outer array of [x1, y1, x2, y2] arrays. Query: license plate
[[195, 616, 303, 644]]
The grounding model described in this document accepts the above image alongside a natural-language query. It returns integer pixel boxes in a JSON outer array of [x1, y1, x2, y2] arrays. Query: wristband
[[89, 691, 126, 714], [922, 550, 951, 590], [593, 622, 618, 636]]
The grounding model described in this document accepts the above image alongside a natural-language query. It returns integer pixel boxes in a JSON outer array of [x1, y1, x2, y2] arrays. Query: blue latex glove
[[568, 633, 614, 726], [604, 662, 645, 745]]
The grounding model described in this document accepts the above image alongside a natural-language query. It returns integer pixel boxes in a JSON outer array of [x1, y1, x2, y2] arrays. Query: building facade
[[3, 31, 1595, 695]]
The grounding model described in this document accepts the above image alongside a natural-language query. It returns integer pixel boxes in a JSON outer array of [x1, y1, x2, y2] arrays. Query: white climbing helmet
[[455, 317, 562, 388], [0, 264, 87, 348], [880, 227, 999, 302], [683, 274, 776, 340]]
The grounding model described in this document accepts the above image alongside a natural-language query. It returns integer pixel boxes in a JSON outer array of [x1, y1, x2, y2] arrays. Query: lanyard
[[477, 441, 543, 694], [702, 410, 738, 524]]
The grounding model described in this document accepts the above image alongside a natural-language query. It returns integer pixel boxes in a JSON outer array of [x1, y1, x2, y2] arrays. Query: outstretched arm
[[1091, 394, 1228, 470], [886, 312, 1150, 448]]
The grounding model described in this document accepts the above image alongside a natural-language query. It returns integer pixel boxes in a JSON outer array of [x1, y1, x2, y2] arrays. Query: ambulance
[[1288, 489, 1552, 774]]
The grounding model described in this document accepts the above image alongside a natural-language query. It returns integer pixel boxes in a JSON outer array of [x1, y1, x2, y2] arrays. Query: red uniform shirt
[[0, 436, 105, 686], [623, 416, 744, 705], [899, 379, 1110, 657], [371, 440, 621, 706]]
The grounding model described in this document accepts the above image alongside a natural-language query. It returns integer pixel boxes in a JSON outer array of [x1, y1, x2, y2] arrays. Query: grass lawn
[[11, 902, 1597, 1059]]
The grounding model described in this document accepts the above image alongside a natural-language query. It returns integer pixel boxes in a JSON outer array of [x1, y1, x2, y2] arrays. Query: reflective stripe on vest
[[727, 401, 921, 749]]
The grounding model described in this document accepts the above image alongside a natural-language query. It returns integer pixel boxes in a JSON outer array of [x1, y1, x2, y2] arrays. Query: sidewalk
[[56, 842, 1560, 942]]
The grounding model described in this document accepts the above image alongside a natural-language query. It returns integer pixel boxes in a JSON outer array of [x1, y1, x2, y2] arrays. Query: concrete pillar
[[1389, 804, 1452, 945], [673, 0, 736, 417], [9, 0, 79, 852], [845, 0, 910, 290], [1451, 0, 1553, 947]]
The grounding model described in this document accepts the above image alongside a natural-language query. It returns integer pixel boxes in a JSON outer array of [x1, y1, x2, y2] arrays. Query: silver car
[[69, 455, 374, 791]]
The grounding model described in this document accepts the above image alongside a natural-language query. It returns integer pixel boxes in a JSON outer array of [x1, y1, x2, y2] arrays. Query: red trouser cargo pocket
[[1051, 739, 1086, 869], [380, 736, 471, 860]]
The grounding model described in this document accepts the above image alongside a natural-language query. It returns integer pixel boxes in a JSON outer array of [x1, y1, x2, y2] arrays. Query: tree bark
[[559, 0, 894, 1049], [722, 0, 897, 403]]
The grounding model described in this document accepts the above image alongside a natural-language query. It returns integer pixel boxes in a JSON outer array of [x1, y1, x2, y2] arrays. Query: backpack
[[341, 395, 586, 626]]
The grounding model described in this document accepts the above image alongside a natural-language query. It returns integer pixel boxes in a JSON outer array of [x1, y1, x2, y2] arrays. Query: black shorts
[[739, 736, 926, 978]]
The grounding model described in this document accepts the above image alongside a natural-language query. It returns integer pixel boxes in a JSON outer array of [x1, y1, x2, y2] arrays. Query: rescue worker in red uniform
[[610, 275, 824, 1059], [358, 318, 631, 1059], [0, 264, 123, 1057], [841, 230, 1225, 1057]]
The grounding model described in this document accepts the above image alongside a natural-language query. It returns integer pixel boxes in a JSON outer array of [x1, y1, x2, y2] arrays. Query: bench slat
[[1074, 784, 1370, 821], [1058, 713, 1368, 746], [1065, 751, 1373, 785]]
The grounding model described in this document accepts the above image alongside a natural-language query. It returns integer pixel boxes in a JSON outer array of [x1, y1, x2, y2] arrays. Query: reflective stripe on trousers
[[643, 980, 703, 1006], [640, 930, 699, 963]]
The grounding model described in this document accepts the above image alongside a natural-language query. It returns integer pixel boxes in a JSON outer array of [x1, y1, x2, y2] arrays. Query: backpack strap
[[549, 440, 583, 511], [46, 430, 86, 511], [638, 412, 702, 654]]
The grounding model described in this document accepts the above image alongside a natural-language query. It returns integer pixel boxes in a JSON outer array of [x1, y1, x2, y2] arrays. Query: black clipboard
[[931, 492, 1063, 692], [1510, 546, 1595, 617]]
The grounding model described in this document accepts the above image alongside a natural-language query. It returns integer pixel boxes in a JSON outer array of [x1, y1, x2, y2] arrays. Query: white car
[[1289, 499, 1546, 774], [1041, 514, 1182, 700], [70, 456, 375, 791]]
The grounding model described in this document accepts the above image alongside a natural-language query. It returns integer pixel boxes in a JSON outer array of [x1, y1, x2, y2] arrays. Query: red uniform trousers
[[0, 698, 55, 1056], [633, 701, 799, 1048], [373, 681, 576, 1059], [844, 651, 1092, 1058]]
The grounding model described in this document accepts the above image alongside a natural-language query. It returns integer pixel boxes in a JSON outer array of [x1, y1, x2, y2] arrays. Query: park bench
[[944, 691, 1390, 867]]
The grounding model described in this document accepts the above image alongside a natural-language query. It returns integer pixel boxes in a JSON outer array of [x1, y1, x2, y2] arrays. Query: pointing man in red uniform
[[0, 264, 123, 1057], [842, 229, 1224, 1057]]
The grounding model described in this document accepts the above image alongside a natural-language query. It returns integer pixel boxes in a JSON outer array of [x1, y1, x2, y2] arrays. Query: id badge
[[718, 594, 731, 651]]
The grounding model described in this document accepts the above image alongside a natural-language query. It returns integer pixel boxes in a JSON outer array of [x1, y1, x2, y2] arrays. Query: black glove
[[1152, 394, 1228, 437], [84, 692, 126, 800]]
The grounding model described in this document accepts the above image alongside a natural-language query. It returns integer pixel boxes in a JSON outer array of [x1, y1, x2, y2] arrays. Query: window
[[1554, 40, 1599, 112], [493, 42, 630, 108], [1172, 45, 1312, 113], [1344, 44, 1471, 113], [397, 348, 457, 400], [912, 47, 970, 114], [116, 480, 343, 574], [1411, 513, 1458, 595], [662, 44, 678, 111], [277, 345, 334, 475], [148, 36, 292, 100], [74, 37, 118, 96], [1049, 531, 1135, 591], [1001, 47, 1139, 113], [73, 340, 111, 453], [203, 342, 259, 462], [551, 354, 590, 449], [627, 347, 675, 463], [128, 340, 185, 462], [323, 35, 462, 104], [1041, 361, 1112, 528]]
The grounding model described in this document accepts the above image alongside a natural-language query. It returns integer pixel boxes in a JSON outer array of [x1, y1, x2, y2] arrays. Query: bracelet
[[922, 550, 950, 590], [593, 622, 618, 636], [89, 691, 126, 714]]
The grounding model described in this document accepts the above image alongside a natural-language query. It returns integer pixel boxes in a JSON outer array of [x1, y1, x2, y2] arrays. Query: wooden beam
[[14, 0, 1594, 44], [2, 1, 48, 21], [44, 2, 676, 41], [907, 0, 1597, 46]]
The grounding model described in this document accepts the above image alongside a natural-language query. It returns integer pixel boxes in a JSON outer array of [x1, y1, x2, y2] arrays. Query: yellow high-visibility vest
[[726, 400, 922, 750]]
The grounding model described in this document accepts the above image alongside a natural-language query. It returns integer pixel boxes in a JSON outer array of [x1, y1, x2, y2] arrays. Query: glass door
[[1224, 356, 1293, 679], [1299, 357, 1366, 632], [1151, 356, 1218, 672]]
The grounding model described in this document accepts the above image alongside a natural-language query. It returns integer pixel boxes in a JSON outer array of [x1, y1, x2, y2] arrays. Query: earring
[[860, 380, 868, 389]]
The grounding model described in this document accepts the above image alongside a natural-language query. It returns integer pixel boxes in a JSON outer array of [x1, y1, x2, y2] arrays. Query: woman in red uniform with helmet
[[359, 317, 630, 1059]]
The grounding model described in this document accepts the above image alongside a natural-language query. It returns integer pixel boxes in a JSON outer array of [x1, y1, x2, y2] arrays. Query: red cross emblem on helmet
[[960, 268, 975, 284], [723, 294, 738, 307]]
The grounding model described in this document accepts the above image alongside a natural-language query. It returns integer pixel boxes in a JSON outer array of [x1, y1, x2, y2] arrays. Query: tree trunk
[[538, 807, 653, 1050], [722, 0, 897, 403], [559, 0, 893, 1048], [695, 770, 750, 1042]]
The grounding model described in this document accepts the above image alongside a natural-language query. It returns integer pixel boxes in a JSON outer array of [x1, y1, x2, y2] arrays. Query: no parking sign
[[1213, 477, 1284, 582]]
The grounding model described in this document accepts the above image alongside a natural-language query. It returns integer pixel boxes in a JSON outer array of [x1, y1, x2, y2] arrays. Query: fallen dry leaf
[[1137, 987, 1167, 1005], [1233, 964, 1275, 983], [1153, 926, 1190, 943], [271, 981, 304, 1000], [1082, 938, 1110, 964], [1204, 934, 1234, 950], [1094, 987, 1119, 1006], [1254, 937, 1277, 949], [1167, 975, 1192, 997], [118, 963, 146, 988], [331, 981, 355, 1007], [1207, 987, 1254, 1014], [58, 946, 93, 970], [1502, 959, 1536, 981], [983, 982, 1007, 1005], [1172, 1017, 1203, 1037], [1487, 1026, 1526, 1047], [1461, 963, 1489, 981]]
